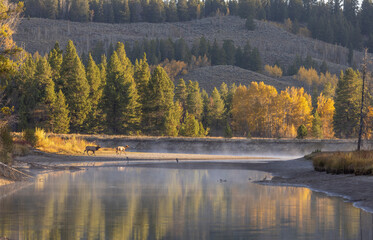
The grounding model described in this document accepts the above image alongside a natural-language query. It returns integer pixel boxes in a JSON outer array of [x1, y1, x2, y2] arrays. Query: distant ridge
[[14, 15, 363, 73]]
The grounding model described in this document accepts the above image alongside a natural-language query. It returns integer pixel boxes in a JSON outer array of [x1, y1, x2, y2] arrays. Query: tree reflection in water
[[0, 167, 372, 240]]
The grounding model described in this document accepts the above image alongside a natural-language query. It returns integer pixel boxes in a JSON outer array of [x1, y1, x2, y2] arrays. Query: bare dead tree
[[357, 49, 370, 151]]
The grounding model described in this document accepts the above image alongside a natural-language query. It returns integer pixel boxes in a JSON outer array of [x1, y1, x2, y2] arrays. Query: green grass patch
[[307, 151, 373, 175]]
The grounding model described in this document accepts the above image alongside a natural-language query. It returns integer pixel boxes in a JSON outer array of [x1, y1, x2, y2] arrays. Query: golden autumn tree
[[0, 0, 23, 84], [231, 85, 250, 136], [231, 82, 313, 138], [316, 93, 335, 138], [0, 0, 23, 165], [285, 87, 313, 132], [246, 82, 278, 137]]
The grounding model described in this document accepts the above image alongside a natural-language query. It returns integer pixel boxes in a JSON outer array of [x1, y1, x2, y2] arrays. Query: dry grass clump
[[309, 151, 373, 175], [35, 128, 95, 154]]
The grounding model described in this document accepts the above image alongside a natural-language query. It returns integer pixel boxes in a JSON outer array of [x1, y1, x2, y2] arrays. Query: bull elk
[[84, 145, 101, 155]]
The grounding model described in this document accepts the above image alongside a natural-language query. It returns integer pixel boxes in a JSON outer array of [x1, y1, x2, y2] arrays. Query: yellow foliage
[[295, 67, 318, 86], [264, 64, 283, 78], [231, 82, 314, 138], [316, 93, 335, 138], [35, 128, 95, 154], [364, 106, 373, 139], [298, 27, 311, 37], [159, 59, 188, 80], [319, 72, 338, 86], [231, 85, 250, 136]]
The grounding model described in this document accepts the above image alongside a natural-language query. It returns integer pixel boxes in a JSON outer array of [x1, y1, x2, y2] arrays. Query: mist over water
[[0, 167, 372, 239], [97, 137, 369, 158]]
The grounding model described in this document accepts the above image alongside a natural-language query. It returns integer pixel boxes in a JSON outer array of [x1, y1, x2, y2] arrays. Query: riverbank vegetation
[[308, 151, 373, 175], [33, 128, 95, 154]]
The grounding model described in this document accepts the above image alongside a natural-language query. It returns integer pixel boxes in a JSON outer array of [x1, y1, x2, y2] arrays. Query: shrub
[[23, 128, 37, 147], [297, 124, 307, 139], [0, 127, 13, 165], [224, 123, 233, 138], [310, 151, 373, 175], [264, 64, 283, 78], [34, 128, 95, 154]]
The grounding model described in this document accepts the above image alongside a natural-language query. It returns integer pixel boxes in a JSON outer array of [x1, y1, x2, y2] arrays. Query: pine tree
[[144, 66, 174, 134], [103, 51, 141, 133], [17, 55, 37, 130], [52, 90, 70, 133], [210, 39, 225, 65], [115, 42, 134, 76], [175, 78, 187, 109], [207, 87, 225, 133], [122, 77, 142, 132], [311, 112, 323, 138], [177, 0, 189, 21], [134, 53, 150, 104], [34, 56, 56, 130], [99, 54, 107, 87], [297, 124, 308, 139], [333, 68, 362, 138], [186, 80, 203, 120], [180, 112, 199, 137], [166, 0, 178, 22], [48, 42, 63, 87], [165, 101, 183, 136], [103, 52, 123, 133], [60, 40, 90, 132], [226, 83, 237, 114], [249, 47, 262, 72], [219, 82, 228, 110], [222, 40, 235, 65], [69, 0, 89, 21], [84, 53, 103, 133]]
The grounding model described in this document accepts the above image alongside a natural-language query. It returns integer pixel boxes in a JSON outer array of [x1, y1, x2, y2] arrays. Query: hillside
[[14, 15, 362, 74], [178, 65, 304, 92]]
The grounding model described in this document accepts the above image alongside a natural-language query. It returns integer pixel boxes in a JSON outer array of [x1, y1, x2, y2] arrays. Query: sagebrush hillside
[[15, 16, 363, 73]]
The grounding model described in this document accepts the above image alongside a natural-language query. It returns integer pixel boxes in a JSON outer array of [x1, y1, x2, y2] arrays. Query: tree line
[[87, 37, 262, 73], [4, 39, 372, 139], [15, 0, 373, 51]]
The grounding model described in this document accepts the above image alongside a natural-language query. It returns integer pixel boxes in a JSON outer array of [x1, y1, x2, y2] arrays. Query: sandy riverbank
[[3, 151, 373, 213]]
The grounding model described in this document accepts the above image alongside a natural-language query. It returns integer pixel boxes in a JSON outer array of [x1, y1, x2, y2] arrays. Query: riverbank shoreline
[[2, 151, 373, 213]]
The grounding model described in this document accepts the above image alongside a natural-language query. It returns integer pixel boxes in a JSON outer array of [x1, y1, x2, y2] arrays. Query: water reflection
[[0, 167, 372, 240]]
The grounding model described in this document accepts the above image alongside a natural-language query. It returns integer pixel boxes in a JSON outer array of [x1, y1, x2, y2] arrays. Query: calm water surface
[[0, 166, 372, 240]]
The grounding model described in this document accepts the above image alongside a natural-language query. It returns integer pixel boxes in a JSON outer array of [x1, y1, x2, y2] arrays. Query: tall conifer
[[186, 80, 203, 120], [34, 57, 56, 130], [52, 90, 70, 133], [333, 68, 361, 138], [84, 53, 103, 132], [144, 66, 174, 134], [48, 42, 63, 87], [175, 78, 187, 109], [60, 40, 90, 132]]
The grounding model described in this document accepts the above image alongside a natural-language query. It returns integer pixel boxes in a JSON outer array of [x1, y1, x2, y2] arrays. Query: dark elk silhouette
[[84, 145, 101, 155]]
